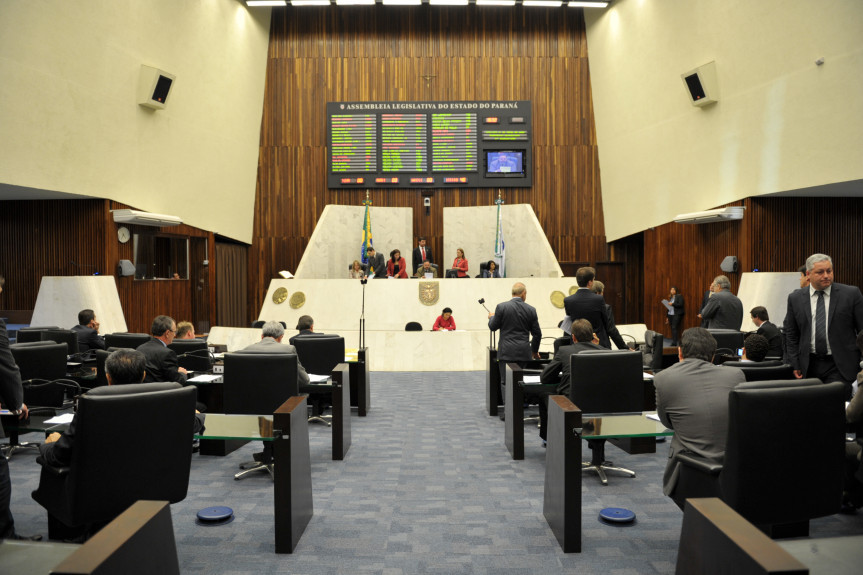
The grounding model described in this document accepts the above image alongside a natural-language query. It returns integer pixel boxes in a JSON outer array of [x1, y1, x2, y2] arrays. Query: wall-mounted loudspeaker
[[138, 65, 176, 110], [720, 256, 738, 274], [117, 260, 136, 277], [681, 61, 719, 107]]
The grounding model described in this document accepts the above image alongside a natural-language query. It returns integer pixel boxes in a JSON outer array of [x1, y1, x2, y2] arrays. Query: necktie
[[421, 247, 425, 260], [815, 290, 827, 355]]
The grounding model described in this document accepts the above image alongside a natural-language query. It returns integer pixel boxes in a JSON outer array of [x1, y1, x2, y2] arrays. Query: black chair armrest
[[35, 456, 71, 477], [677, 452, 723, 476]]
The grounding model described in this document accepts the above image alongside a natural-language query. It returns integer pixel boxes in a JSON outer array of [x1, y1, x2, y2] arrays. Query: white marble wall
[[294, 205, 413, 279], [30, 276, 128, 334], [442, 204, 563, 278], [736, 272, 800, 332]]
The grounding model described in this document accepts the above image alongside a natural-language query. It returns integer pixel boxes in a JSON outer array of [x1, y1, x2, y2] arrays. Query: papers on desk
[[44, 413, 75, 425], [308, 373, 330, 384], [642, 372, 655, 379], [523, 375, 542, 384], [645, 413, 661, 422], [188, 374, 222, 383]]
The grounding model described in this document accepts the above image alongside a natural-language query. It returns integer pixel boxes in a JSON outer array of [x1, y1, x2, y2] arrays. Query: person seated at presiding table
[[432, 308, 456, 331], [39, 349, 205, 468], [538, 319, 606, 445], [446, 248, 469, 278], [349, 260, 366, 279], [70, 308, 106, 353], [386, 249, 408, 279], [481, 260, 501, 278], [137, 315, 188, 385], [175, 321, 196, 340], [288, 315, 328, 346], [243, 320, 309, 387], [414, 259, 438, 278]]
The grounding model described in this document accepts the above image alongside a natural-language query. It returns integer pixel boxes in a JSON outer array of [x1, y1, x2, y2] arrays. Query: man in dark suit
[[700, 275, 743, 330], [488, 282, 542, 418], [783, 253, 863, 399], [0, 275, 40, 540], [537, 319, 606, 443], [591, 280, 631, 350], [366, 246, 386, 279], [563, 266, 612, 348], [70, 308, 106, 353], [242, 320, 310, 387], [411, 237, 433, 273], [288, 315, 328, 346], [655, 327, 746, 497], [137, 315, 187, 384], [749, 306, 783, 358]]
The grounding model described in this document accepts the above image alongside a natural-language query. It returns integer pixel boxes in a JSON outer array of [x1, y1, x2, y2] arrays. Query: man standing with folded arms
[[784, 253, 863, 400]]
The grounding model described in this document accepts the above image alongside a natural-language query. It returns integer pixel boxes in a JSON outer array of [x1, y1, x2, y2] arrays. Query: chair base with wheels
[[236, 445, 275, 481], [582, 439, 636, 486]]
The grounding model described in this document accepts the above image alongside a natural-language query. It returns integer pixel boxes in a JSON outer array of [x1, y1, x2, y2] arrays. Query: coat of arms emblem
[[419, 281, 439, 306]]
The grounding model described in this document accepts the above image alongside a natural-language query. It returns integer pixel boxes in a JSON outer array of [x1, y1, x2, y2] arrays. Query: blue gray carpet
[[7, 371, 863, 574]]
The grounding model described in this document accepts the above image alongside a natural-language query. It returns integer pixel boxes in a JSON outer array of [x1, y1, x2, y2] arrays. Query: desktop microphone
[[478, 298, 490, 313]]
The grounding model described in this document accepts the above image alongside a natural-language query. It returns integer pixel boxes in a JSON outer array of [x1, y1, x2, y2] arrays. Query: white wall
[[0, 0, 271, 243], [585, 0, 863, 241]]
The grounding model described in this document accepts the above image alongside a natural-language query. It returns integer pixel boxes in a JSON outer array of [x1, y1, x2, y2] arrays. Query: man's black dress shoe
[[498, 413, 505, 421], [10, 533, 43, 541]]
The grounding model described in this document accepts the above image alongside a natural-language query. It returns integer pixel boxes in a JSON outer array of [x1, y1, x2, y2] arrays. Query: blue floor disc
[[599, 507, 636, 523], [196, 506, 235, 526]]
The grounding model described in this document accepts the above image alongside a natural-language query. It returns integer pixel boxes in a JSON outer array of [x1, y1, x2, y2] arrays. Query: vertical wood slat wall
[[0, 199, 217, 334], [641, 196, 863, 339], [250, 7, 607, 319]]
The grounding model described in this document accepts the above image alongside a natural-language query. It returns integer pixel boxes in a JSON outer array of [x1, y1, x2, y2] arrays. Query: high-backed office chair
[[11, 341, 68, 381], [92, 348, 122, 389], [707, 329, 745, 361], [40, 328, 79, 355], [168, 339, 212, 372], [405, 322, 423, 331], [14, 326, 61, 344], [672, 379, 845, 537], [104, 332, 151, 349], [570, 350, 644, 485], [223, 352, 299, 480], [552, 336, 570, 355], [251, 320, 265, 329], [476, 261, 489, 278], [293, 336, 345, 425], [642, 330, 664, 372], [31, 382, 196, 540], [0, 377, 81, 458], [720, 361, 794, 382]]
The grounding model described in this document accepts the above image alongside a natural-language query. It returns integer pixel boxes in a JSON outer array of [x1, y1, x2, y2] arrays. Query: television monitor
[[485, 150, 525, 178]]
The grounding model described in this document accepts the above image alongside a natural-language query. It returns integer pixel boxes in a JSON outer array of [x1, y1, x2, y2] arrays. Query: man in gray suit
[[365, 246, 386, 279], [784, 253, 863, 399], [699, 275, 743, 330], [242, 320, 310, 387], [655, 327, 745, 497], [488, 282, 542, 418]]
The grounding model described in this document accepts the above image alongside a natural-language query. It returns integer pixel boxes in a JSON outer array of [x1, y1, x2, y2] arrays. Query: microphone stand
[[359, 278, 367, 349]]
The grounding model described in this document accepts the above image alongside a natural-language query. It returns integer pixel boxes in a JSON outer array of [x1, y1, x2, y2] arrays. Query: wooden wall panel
[[642, 196, 863, 341], [250, 7, 609, 320]]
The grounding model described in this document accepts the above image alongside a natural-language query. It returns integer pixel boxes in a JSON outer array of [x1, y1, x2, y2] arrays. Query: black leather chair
[[476, 261, 489, 278], [552, 336, 570, 355], [168, 339, 212, 372], [40, 328, 80, 355], [642, 329, 664, 372], [251, 320, 266, 329], [405, 322, 423, 331], [31, 382, 197, 540], [293, 336, 345, 425], [720, 361, 794, 382], [15, 326, 61, 344], [570, 350, 644, 485], [707, 329, 745, 360], [223, 352, 299, 480], [92, 348, 116, 389], [672, 379, 845, 538], [104, 332, 151, 349], [10, 341, 68, 381]]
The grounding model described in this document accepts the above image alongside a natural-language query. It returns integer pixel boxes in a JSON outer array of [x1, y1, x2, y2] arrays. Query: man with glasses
[[137, 315, 188, 384]]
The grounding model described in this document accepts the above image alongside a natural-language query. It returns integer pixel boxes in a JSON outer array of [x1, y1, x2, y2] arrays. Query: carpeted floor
[[7, 371, 863, 574]]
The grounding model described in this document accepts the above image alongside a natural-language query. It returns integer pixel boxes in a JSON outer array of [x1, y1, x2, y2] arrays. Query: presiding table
[[543, 395, 673, 553]]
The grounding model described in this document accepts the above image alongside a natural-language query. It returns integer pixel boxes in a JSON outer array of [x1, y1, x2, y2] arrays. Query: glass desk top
[[194, 413, 275, 441], [579, 412, 673, 439]]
